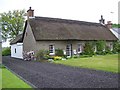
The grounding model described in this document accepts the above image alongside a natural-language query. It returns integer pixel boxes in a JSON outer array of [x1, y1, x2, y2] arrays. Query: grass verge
[[0, 65, 32, 88]]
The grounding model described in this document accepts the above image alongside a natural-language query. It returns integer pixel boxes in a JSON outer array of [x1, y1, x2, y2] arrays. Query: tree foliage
[[112, 24, 120, 28], [0, 10, 25, 41]]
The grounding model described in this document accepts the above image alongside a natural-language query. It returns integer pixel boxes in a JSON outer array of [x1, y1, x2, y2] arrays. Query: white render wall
[[11, 43, 23, 59]]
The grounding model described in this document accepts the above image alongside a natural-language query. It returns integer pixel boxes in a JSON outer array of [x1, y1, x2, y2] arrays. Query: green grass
[[0, 69, 2, 90], [1, 67, 33, 88], [54, 54, 118, 73]]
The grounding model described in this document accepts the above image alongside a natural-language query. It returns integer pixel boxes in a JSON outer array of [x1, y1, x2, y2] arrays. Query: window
[[78, 44, 82, 53], [66, 44, 72, 56], [93, 45, 97, 52], [49, 45, 55, 55], [110, 43, 113, 51], [15, 48, 16, 53]]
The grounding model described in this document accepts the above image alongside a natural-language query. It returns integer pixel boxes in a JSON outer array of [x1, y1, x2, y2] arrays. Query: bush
[[96, 40, 106, 51], [95, 40, 106, 55], [36, 50, 49, 60], [105, 46, 112, 54], [83, 42, 94, 56], [55, 49, 64, 56], [2, 47, 11, 56], [113, 41, 120, 53], [96, 51, 106, 55], [53, 56, 62, 60]]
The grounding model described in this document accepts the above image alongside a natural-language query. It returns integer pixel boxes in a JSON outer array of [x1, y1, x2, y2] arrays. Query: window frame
[[49, 44, 55, 55], [15, 48, 16, 53], [77, 44, 82, 53]]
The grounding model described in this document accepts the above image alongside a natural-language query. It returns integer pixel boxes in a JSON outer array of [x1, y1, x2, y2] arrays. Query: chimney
[[99, 15, 105, 25], [27, 7, 34, 19], [106, 21, 112, 29]]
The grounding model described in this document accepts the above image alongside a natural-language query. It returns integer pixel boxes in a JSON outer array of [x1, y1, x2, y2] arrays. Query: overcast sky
[[0, 0, 119, 47], [0, 0, 119, 23]]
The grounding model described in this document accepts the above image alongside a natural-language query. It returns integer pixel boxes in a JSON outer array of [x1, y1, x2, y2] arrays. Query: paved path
[[2, 56, 118, 88]]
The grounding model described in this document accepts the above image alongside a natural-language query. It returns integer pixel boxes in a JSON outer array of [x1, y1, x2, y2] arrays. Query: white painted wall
[[11, 43, 23, 59]]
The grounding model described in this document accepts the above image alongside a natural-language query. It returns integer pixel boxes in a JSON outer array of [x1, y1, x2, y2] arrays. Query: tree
[[112, 24, 120, 28], [0, 10, 25, 41]]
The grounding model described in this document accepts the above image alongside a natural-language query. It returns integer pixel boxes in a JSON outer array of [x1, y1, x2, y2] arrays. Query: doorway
[[66, 44, 72, 57]]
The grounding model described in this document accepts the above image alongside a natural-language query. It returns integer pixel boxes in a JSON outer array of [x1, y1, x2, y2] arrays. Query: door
[[66, 44, 72, 57]]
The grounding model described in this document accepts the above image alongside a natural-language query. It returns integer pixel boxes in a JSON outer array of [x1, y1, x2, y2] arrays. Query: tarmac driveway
[[2, 56, 118, 88]]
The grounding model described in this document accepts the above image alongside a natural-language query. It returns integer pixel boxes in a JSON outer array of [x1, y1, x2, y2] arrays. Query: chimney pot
[[29, 7, 31, 10], [106, 21, 112, 29], [99, 15, 105, 25], [27, 7, 34, 19]]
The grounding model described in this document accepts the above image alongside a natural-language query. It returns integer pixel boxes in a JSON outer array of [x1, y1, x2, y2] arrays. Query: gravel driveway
[[2, 56, 118, 88]]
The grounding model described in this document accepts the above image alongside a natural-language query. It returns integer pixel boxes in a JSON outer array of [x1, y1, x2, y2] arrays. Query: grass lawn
[[0, 66, 32, 89], [0, 69, 1, 90], [54, 54, 118, 73]]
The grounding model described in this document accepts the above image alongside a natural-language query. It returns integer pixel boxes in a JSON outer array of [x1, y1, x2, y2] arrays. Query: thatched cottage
[[10, 7, 117, 58]]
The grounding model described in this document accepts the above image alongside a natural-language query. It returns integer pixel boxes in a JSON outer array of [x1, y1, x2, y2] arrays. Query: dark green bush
[[55, 49, 64, 57], [96, 51, 106, 55], [83, 42, 94, 56], [113, 41, 120, 53], [95, 40, 106, 55], [2, 47, 11, 56], [36, 50, 49, 60], [96, 40, 106, 51], [105, 46, 112, 54]]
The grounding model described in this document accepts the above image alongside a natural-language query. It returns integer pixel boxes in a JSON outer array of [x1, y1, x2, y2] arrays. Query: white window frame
[[94, 45, 97, 52], [110, 43, 113, 51], [66, 44, 72, 56], [49, 45, 55, 55], [78, 44, 82, 53], [15, 48, 16, 53]]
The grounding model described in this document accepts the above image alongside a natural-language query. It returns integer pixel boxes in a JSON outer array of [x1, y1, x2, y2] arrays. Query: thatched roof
[[12, 16, 117, 45], [27, 16, 117, 41]]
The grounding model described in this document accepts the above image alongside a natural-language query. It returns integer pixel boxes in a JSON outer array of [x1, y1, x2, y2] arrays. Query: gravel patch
[[2, 56, 118, 88]]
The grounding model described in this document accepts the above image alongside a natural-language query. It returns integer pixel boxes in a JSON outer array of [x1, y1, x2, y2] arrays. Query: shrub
[[83, 42, 94, 56], [113, 41, 120, 53], [55, 49, 64, 56], [2, 47, 11, 56], [53, 56, 62, 60], [96, 51, 106, 55], [95, 40, 106, 55], [96, 40, 106, 52], [36, 50, 49, 60], [105, 45, 112, 54]]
